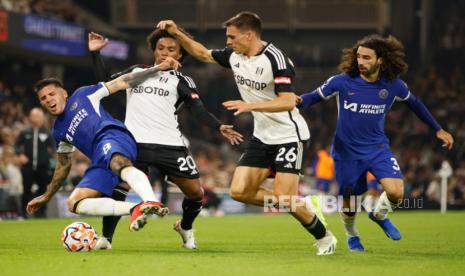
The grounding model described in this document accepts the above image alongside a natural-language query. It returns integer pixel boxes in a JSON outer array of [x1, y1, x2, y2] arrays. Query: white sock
[[75, 198, 136, 216], [120, 166, 157, 202], [340, 212, 359, 237], [373, 191, 398, 220], [364, 195, 375, 212]]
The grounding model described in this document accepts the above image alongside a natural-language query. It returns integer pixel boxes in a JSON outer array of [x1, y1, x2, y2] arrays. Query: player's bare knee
[[397, 189, 404, 200], [110, 153, 133, 176], [67, 198, 78, 213], [229, 183, 242, 200], [388, 189, 404, 202], [229, 189, 242, 201], [66, 199, 74, 213], [186, 188, 204, 200], [386, 187, 404, 202], [273, 189, 291, 197], [230, 189, 249, 202], [67, 196, 88, 214], [195, 188, 205, 199]]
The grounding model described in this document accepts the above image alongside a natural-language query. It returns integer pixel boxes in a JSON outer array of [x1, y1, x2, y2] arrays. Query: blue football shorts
[[77, 127, 138, 196], [335, 148, 403, 198]]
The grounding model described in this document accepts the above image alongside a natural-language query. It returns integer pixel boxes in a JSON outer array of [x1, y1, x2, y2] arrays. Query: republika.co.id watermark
[[263, 195, 423, 213]]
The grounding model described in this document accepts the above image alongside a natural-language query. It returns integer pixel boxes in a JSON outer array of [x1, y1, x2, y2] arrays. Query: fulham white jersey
[[123, 67, 200, 146], [211, 43, 310, 145]]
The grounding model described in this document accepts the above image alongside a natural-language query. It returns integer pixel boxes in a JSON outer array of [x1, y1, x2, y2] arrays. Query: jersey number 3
[[391, 157, 401, 171]]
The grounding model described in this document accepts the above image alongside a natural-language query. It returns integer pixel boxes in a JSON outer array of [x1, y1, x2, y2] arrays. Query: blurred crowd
[[433, 0, 465, 74], [0, 0, 77, 22]]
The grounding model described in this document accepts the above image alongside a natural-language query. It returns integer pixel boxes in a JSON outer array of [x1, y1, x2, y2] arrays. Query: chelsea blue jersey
[[52, 83, 127, 158], [318, 73, 410, 160]]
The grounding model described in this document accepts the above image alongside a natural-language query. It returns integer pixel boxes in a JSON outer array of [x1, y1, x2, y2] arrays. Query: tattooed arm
[[26, 152, 73, 214], [104, 56, 181, 94]]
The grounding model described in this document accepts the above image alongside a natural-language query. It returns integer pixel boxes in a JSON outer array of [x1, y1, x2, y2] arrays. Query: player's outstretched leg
[[368, 211, 401, 240], [369, 191, 401, 240], [272, 172, 337, 255], [347, 236, 365, 252], [111, 156, 169, 231], [173, 220, 197, 249], [340, 210, 365, 252], [302, 206, 337, 255], [173, 197, 203, 249], [129, 201, 169, 232], [171, 176, 204, 249], [314, 229, 338, 256], [94, 236, 112, 250], [95, 186, 129, 250]]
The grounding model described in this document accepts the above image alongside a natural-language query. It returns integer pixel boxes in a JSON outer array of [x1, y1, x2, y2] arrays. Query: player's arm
[[403, 94, 454, 149], [223, 92, 297, 115], [41, 152, 72, 199], [104, 57, 181, 93], [88, 32, 111, 82], [184, 96, 221, 131], [178, 77, 243, 144], [224, 51, 309, 114], [26, 151, 72, 214], [298, 75, 342, 108], [88, 32, 147, 83], [157, 20, 216, 64], [190, 101, 244, 145], [297, 89, 324, 108]]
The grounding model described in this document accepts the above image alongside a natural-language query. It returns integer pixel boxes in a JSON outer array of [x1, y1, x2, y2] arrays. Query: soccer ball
[[61, 221, 98, 252]]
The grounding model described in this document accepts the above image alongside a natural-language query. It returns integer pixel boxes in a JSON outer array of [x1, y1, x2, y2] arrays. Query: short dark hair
[[33, 78, 64, 93], [223, 11, 262, 37], [338, 34, 408, 80], [146, 27, 193, 63]]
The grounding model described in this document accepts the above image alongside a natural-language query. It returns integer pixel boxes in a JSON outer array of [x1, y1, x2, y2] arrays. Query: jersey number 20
[[177, 156, 196, 171]]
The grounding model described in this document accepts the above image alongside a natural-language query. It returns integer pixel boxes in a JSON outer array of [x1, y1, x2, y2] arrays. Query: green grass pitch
[[1, 211, 464, 275]]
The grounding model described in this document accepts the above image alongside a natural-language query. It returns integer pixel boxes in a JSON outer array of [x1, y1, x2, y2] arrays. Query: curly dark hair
[[146, 27, 193, 63], [338, 34, 408, 80]]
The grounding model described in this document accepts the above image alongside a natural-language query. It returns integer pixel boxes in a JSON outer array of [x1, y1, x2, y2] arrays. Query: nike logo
[[348, 92, 356, 95]]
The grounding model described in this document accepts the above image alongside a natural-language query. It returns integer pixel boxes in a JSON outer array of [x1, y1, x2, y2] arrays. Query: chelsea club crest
[[70, 101, 78, 111], [379, 89, 389, 99]]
